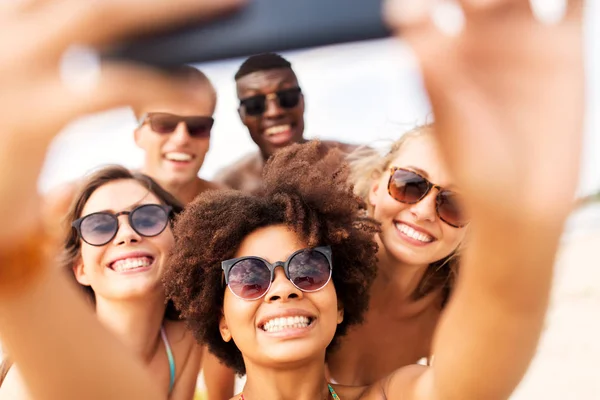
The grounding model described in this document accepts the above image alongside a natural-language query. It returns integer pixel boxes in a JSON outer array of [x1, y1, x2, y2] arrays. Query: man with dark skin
[[214, 53, 357, 192]]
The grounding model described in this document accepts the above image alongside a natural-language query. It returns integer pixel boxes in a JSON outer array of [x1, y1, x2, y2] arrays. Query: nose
[[170, 121, 192, 144], [263, 94, 285, 119], [409, 189, 438, 223], [264, 267, 302, 303], [112, 215, 141, 245]]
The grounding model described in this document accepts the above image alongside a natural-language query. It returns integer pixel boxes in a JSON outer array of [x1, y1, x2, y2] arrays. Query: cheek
[[439, 225, 465, 252], [223, 292, 258, 337]]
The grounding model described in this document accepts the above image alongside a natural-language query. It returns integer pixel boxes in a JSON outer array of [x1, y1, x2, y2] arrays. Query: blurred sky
[[40, 2, 600, 196]]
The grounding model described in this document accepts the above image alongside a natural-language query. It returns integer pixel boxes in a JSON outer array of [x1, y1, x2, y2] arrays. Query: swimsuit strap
[[160, 326, 176, 394], [328, 384, 341, 399]]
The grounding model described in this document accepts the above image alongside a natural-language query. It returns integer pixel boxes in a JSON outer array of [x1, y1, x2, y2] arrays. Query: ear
[[133, 127, 143, 148], [73, 260, 91, 286], [337, 302, 344, 325], [219, 314, 232, 342], [368, 180, 380, 208]]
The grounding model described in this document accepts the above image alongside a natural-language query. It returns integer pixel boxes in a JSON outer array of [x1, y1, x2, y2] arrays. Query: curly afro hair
[[164, 141, 379, 375]]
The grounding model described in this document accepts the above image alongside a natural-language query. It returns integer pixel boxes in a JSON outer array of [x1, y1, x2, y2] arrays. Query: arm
[[381, 0, 584, 399], [202, 348, 236, 400], [0, 267, 165, 400], [0, 1, 244, 399]]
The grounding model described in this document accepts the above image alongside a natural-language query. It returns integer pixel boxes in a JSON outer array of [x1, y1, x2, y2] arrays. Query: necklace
[[239, 384, 341, 399]]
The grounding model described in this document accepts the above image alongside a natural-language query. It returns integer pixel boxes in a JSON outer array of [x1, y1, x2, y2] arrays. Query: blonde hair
[[350, 124, 435, 203], [349, 124, 459, 305]]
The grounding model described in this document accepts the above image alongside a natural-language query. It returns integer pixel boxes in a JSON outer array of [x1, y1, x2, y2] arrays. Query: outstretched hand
[[0, 0, 244, 244], [386, 0, 584, 222]]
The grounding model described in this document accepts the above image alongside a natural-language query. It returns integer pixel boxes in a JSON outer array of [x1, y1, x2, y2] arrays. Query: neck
[[371, 234, 441, 314], [95, 294, 166, 362], [156, 176, 203, 205], [242, 358, 331, 400]]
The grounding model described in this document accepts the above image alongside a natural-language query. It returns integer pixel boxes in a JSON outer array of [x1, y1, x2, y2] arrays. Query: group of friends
[[0, 1, 586, 400]]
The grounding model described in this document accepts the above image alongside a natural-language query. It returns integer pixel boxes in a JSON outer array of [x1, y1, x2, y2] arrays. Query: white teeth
[[264, 125, 291, 136], [111, 257, 153, 272], [395, 223, 434, 243], [262, 316, 311, 333], [165, 152, 193, 162]]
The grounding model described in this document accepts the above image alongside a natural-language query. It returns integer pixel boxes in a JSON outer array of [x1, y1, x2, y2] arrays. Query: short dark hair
[[234, 53, 293, 80], [61, 165, 184, 320], [164, 141, 380, 375]]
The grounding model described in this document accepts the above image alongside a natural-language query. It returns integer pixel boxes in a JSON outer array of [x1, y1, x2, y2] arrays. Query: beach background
[[34, 1, 600, 399]]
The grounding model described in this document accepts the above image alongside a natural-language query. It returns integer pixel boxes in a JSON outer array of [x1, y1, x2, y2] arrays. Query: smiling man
[[133, 66, 222, 204], [215, 53, 356, 192]]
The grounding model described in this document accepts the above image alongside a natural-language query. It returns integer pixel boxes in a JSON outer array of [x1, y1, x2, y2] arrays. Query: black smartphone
[[104, 0, 389, 67]]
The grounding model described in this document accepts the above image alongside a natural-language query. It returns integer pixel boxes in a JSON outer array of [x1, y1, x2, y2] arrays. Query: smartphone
[[104, 0, 389, 67]]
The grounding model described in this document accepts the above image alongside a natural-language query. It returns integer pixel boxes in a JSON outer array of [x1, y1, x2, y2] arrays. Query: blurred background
[[37, 1, 600, 399]]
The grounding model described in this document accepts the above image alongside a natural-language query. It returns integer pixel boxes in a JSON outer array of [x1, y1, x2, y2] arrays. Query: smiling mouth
[[109, 256, 154, 272], [260, 316, 314, 333], [394, 222, 435, 243], [164, 152, 194, 162]]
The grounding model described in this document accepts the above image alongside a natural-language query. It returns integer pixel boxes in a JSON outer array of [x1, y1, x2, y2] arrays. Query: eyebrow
[[92, 201, 149, 215], [403, 166, 458, 190]]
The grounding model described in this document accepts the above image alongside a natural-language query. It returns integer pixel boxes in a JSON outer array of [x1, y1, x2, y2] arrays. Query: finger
[[16, 62, 210, 142], [25, 0, 246, 59]]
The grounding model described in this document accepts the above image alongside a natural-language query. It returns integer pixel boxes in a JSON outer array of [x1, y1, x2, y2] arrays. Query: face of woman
[[219, 225, 343, 371], [369, 135, 466, 267], [74, 179, 175, 302]]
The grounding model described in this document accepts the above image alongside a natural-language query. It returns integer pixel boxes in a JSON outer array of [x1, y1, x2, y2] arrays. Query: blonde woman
[[328, 125, 466, 384]]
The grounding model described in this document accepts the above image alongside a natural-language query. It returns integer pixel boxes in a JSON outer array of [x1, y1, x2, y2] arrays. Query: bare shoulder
[[213, 152, 261, 184], [0, 366, 32, 400], [334, 364, 429, 400]]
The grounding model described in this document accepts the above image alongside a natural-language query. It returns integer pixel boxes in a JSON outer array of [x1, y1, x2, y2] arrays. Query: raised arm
[[0, 1, 243, 399], [383, 1, 585, 399]]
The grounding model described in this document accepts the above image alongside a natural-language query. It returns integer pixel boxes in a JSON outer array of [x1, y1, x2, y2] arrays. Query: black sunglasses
[[138, 112, 214, 138], [222, 246, 332, 300], [387, 167, 468, 228], [239, 87, 302, 116], [72, 204, 173, 247]]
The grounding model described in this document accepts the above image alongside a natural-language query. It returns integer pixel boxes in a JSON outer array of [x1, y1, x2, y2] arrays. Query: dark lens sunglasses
[[139, 112, 214, 138], [72, 204, 173, 247], [239, 87, 302, 116], [222, 246, 332, 300], [387, 167, 468, 228]]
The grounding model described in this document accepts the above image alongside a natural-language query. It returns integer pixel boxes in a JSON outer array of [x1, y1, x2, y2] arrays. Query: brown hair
[[61, 165, 184, 320], [350, 124, 460, 305], [164, 141, 379, 375]]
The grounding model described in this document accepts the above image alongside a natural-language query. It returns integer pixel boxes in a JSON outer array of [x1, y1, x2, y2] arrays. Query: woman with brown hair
[[1, 166, 204, 400]]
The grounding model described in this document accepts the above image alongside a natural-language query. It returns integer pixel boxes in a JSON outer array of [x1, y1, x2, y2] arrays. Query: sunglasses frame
[[138, 112, 214, 138], [221, 245, 333, 300], [239, 87, 302, 116], [387, 167, 467, 228], [72, 204, 173, 247]]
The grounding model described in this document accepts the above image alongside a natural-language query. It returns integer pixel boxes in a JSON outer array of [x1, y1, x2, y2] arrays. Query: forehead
[[82, 180, 161, 216], [235, 225, 307, 263], [389, 135, 454, 187], [236, 68, 298, 96], [137, 85, 216, 118]]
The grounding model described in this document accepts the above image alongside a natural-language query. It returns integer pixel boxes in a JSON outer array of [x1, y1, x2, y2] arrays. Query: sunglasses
[[239, 87, 302, 116], [139, 112, 214, 138], [387, 167, 468, 228], [72, 204, 173, 247], [222, 246, 332, 300]]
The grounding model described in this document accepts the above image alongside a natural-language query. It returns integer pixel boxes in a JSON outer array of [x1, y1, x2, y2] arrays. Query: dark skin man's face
[[236, 68, 305, 160]]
